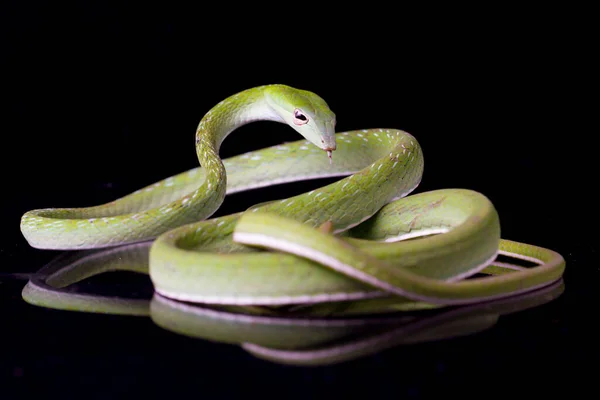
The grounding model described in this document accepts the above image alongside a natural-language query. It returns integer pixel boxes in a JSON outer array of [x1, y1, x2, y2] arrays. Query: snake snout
[[321, 136, 336, 152]]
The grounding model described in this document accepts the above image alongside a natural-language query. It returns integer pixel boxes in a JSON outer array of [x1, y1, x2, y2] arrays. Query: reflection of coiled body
[[20, 240, 564, 366]]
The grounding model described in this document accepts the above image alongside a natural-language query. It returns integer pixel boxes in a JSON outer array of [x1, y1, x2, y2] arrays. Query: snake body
[[20, 84, 565, 309]]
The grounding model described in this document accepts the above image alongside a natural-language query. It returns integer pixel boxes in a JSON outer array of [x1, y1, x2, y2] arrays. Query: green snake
[[20, 84, 565, 309]]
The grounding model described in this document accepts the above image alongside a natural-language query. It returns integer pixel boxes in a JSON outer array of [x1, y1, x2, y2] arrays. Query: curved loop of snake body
[[20, 84, 565, 309]]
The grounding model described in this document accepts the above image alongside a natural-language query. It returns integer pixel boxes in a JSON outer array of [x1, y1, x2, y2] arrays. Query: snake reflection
[[19, 242, 564, 366]]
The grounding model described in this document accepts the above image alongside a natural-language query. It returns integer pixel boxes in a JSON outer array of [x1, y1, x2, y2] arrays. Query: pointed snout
[[321, 136, 336, 153], [320, 120, 337, 152]]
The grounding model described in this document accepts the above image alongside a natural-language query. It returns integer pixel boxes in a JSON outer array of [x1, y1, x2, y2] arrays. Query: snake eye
[[293, 109, 308, 125]]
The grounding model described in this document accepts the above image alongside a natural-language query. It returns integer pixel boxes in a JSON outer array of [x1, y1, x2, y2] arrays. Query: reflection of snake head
[[265, 84, 337, 156]]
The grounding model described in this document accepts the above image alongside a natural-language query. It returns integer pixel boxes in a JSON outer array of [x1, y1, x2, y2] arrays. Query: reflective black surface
[[2, 2, 592, 398]]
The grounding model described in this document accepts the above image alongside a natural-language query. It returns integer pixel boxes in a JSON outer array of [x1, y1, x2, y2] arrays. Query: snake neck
[[194, 85, 284, 196]]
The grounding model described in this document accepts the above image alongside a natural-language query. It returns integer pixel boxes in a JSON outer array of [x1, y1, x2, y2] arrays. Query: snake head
[[265, 85, 337, 156]]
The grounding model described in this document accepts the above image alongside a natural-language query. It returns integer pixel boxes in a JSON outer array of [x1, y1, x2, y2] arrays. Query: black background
[[1, 2, 594, 399]]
